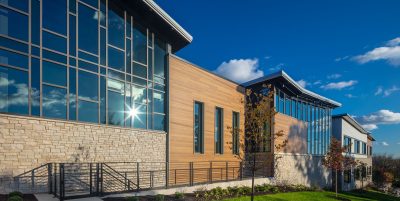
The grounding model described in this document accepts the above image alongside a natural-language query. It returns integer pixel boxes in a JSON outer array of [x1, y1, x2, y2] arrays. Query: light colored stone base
[[273, 153, 331, 188], [0, 114, 166, 193]]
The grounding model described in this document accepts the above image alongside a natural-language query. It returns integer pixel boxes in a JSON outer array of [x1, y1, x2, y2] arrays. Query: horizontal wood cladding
[[169, 56, 245, 163], [273, 113, 308, 154]]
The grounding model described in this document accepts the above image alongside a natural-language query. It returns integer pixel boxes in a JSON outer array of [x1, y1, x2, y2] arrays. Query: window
[[215, 107, 223, 154], [108, 3, 124, 49], [0, 66, 29, 115], [108, 46, 124, 71], [263, 122, 272, 152], [362, 142, 367, 155], [344, 136, 352, 153], [31, 58, 40, 116], [108, 89, 124, 126], [78, 100, 98, 123], [132, 62, 147, 78], [0, 6, 29, 41], [43, 0, 67, 35], [42, 61, 67, 86], [78, 3, 98, 55], [42, 30, 67, 53], [42, 85, 67, 119], [153, 91, 164, 113], [154, 38, 166, 78], [0, 49, 28, 69], [0, 0, 29, 12], [344, 169, 351, 183], [132, 85, 146, 104], [354, 140, 360, 154], [133, 23, 147, 64], [153, 113, 164, 130], [232, 112, 240, 155], [78, 70, 98, 101], [194, 102, 204, 153]]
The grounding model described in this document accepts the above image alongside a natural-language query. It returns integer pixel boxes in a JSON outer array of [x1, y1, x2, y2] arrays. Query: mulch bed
[[103, 193, 198, 201], [0, 194, 38, 201]]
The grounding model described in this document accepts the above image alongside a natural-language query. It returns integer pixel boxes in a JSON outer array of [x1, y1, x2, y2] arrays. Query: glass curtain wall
[[275, 88, 332, 155], [0, 0, 167, 131]]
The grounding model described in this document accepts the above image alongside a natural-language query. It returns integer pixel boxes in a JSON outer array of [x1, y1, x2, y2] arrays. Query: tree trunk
[[335, 169, 338, 198], [251, 154, 256, 201]]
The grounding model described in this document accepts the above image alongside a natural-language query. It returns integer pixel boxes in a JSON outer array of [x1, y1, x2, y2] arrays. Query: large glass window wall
[[0, 0, 167, 131]]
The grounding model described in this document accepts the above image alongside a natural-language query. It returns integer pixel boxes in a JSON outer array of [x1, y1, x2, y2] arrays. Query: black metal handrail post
[[209, 162, 213, 183], [100, 163, 103, 195], [48, 163, 53, 194], [240, 161, 243, 180], [53, 164, 57, 197], [31, 169, 35, 191], [89, 163, 93, 195], [136, 162, 140, 191], [59, 163, 65, 201], [189, 162, 193, 186], [95, 163, 100, 196], [165, 162, 169, 189], [226, 162, 229, 181]]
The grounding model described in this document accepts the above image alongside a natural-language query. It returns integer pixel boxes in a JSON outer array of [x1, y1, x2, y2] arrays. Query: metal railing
[[14, 161, 272, 200]]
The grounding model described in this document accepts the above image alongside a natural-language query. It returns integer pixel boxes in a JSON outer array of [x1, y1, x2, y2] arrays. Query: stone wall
[[0, 114, 166, 193], [273, 153, 331, 188]]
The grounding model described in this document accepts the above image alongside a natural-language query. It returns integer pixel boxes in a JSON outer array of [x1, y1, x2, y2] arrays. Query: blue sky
[[155, 0, 400, 157]]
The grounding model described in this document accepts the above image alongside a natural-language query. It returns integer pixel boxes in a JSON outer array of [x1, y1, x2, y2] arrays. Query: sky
[[155, 0, 400, 157]]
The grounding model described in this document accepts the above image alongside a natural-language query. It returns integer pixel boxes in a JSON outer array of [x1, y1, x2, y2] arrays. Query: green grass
[[223, 190, 400, 201]]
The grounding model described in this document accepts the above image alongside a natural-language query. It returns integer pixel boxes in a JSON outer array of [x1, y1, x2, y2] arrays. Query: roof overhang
[[243, 70, 341, 108], [114, 0, 192, 52], [333, 114, 373, 137]]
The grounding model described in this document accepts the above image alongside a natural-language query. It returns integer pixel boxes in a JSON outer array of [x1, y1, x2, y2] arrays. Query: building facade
[[332, 114, 374, 191], [0, 0, 192, 193], [0, 0, 368, 196], [244, 71, 341, 187]]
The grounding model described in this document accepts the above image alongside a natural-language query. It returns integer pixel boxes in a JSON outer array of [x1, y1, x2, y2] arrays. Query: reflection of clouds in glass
[[107, 79, 124, 92], [92, 11, 105, 22], [0, 77, 28, 109], [132, 87, 146, 104]]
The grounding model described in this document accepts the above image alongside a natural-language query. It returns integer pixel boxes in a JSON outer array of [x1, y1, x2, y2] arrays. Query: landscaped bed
[[102, 185, 400, 201], [0, 192, 37, 201]]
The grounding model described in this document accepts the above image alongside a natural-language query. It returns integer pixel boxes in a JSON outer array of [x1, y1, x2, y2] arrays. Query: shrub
[[7, 196, 23, 201], [174, 191, 185, 200], [125, 196, 139, 201], [154, 194, 164, 201], [393, 180, 400, 188], [8, 192, 23, 198]]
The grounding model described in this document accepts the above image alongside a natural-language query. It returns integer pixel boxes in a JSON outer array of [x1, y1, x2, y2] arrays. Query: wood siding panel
[[273, 113, 308, 154], [169, 56, 245, 163]]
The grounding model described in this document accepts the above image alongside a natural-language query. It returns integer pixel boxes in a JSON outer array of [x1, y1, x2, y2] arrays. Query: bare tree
[[228, 84, 286, 201], [322, 137, 356, 197]]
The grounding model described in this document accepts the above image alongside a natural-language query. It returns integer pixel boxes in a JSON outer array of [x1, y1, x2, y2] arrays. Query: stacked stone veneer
[[273, 153, 332, 188], [0, 114, 166, 193]]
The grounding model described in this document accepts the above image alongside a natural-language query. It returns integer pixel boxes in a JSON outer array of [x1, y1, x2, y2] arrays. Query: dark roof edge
[[243, 70, 341, 107], [170, 54, 243, 86], [143, 0, 193, 43]]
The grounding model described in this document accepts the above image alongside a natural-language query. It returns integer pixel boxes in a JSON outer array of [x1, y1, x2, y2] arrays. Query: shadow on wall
[[275, 123, 331, 188]]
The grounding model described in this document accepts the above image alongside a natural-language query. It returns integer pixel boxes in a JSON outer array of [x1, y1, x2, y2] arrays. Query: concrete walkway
[[35, 194, 103, 201]]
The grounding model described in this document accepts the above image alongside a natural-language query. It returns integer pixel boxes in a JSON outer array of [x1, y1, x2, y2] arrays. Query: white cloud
[[313, 80, 322, 85], [264, 56, 271, 60], [345, 94, 357, 98], [297, 79, 308, 88], [269, 63, 284, 72], [353, 37, 400, 66], [386, 37, 400, 47], [320, 80, 358, 90], [335, 56, 349, 62], [375, 87, 383, 96], [383, 86, 400, 97], [327, 74, 342, 79], [356, 109, 400, 130], [381, 141, 389, 146], [362, 124, 378, 131], [214, 58, 264, 83]]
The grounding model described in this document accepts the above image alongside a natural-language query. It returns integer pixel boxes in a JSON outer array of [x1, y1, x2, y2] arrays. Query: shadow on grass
[[342, 190, 400, 201], [325, 195, 351, 201]]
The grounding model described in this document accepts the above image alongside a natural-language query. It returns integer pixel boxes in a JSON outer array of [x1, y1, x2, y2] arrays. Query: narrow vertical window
[[215, 107, 223, 154], [194, 102, 204, 154], [232, 112, 240, 155]]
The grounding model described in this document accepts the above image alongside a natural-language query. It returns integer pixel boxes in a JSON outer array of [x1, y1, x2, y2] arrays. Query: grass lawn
[[223, 190, 400, 201]]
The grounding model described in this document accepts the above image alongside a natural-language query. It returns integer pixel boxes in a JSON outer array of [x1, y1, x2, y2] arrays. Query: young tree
[[322, 137, 356, 197], [228, 84, 286, 201], [355, 160, 367, 189]]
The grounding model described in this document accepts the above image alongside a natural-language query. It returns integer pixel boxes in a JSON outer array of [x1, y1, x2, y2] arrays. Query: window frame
[[214, 107, 224, 154], [194, 101, 204, 154], [232, 111, 240, 155]]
